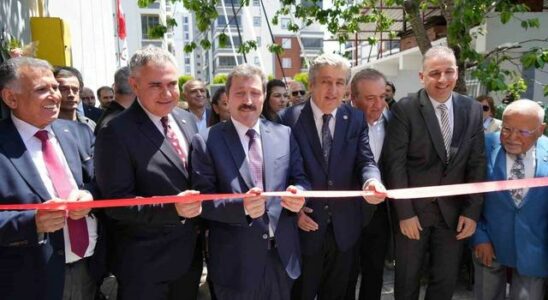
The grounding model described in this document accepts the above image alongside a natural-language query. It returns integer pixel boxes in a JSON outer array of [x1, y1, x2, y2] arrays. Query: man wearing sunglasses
[[288, 81, 307, 106], [472, 99, 548, 300]]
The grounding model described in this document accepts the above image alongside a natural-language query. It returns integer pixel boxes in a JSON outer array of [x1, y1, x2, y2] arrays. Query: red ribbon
[[0, 177, 547, 211]]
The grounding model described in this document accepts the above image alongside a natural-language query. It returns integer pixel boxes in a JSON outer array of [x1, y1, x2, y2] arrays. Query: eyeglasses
[[501, 126, 541, 137], [482, 105, 490, 112], [291, 90, 306, 97]]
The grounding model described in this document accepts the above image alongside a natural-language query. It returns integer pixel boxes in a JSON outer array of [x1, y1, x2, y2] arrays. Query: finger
[[286, 185, 298, 194], [456, 218, 464, 232]]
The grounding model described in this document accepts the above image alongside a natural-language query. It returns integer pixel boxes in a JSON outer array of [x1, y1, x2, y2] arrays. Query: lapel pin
[[64, 129, 69, 132], [181, 119, 186, 124], [343, 115, 348, 120], [544, 156, 548, 162]]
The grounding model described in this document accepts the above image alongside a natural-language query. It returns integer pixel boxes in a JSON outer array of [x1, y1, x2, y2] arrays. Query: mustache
[[238, 104, 257, 111]]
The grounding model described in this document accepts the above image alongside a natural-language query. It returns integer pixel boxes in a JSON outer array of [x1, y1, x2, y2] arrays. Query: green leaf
[[521, 52, 538, 68], [500, 11, 512, 24], [544, 85, 548, 97]]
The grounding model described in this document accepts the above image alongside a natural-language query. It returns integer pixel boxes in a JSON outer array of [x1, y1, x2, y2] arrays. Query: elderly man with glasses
[[471, 99, 548, 300]]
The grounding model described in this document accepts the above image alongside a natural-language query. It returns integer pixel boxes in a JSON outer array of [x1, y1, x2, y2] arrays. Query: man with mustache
[[54, 66, 96, 132], [191, 64, 310, 299]]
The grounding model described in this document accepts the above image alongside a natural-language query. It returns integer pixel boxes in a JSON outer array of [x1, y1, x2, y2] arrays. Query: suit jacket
[[191, 119, 311, 291], [83, 104, 103, 123], [0, 117, 104, 300], [94, 101, 198, 283], [471, 134, 548, 277], [382, 89, 485, 229], [279, 102, 381, 255]]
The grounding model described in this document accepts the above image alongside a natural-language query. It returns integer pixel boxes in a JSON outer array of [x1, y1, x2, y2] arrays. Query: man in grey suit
[[383, 46, 485, 300]]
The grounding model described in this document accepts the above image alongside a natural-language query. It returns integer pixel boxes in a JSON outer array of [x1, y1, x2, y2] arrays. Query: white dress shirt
[[11, 114, 98, 263], [368, 113, 386, 164], [310, 99, 337, 143], [192, 109, 208, 133], [506, 147, 536, 199]]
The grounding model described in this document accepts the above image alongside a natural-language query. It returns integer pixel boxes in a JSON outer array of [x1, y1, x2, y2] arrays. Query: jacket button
[[328, 180, 334, 186], [57, 250, 64, 256], [262, 233, 268, 239], [324, 205, 329, 210]]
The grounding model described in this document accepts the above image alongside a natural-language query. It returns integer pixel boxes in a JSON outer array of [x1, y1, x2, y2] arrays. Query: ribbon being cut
[[0, 177, 547, 211]]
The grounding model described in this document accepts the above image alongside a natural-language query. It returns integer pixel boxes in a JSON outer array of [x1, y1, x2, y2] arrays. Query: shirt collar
[[137, 98, 164, 124], [428, 93, 453, 111], [310, 99, 338, 122], [11, 112, 54, 143], [231, 117, 261, 139]]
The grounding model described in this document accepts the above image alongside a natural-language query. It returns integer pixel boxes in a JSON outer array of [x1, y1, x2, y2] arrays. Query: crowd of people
[[0, 44, 546, 300]]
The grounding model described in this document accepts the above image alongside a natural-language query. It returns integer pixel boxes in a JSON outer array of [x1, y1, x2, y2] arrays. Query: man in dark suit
[[383, 46, 485, 300], [0, 57, 105, 299], [280, 53, 386, 300], [80, 87, 103, 123], [346, 68, 392, 300], [191, 63, 309, 299], [95, 66, 135, 134], [94, 46, 202, 300]]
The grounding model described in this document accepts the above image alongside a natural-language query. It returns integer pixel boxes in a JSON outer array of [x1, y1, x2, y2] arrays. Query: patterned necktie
[[246, 129, 263, 190], [34, 130, 89, 257], [321, 114, 333, 166], [509, 154, 525, 206], [437, 103, 452, 159], [161, 116, 187, 167]]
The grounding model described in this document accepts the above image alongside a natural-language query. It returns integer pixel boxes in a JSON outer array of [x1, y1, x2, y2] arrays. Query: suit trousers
[[212, 247, 293, 300], [346, 204, 390, 300], [394, 203, 463, 300], [473, 254, 547, 300], [293, 224, 356, 300], [116, 240, 203, 300], [63, 258, 97, 300]]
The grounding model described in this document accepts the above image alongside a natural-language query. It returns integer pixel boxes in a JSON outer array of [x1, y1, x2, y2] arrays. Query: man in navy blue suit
[[0, 57, 104, 299], [280, 53, 386, 300], [94, 46, 202, 300], [191, 64, 310, 299]]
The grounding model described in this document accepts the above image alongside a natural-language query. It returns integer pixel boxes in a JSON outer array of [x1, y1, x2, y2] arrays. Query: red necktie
[[161, 116, 187, 167], [35, 130, 89, 258]]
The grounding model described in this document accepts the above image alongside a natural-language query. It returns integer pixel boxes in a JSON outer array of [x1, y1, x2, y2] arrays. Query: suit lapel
[[521, 139, 548, 207], [419, 90, 448, 162], [132, 102, 189, 178], [329, 105, 350, 171], [171, 108, 197, 146], [260, 120, 281, 233], [299, 102, 327, 173], [223, 121, 254, 190], [51, 121, 82, 185], [448, 93, 466, 162], [0, 118, 50, 202]]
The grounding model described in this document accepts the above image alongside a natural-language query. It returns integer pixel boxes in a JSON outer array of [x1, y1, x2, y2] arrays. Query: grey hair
[[308, 53, 351, 85], [114, 66, 132, 95], [225, 64, 267, 94], [504, 99, 545, 123], [422, 46, 457, 69], [129, 45, 178, 76], [0, 57, 53, 91], [182, 79, 205, 93], [350, 68, 387, 99]]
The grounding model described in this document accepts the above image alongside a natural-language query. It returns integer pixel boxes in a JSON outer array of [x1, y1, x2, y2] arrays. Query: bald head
[[500, 99, 545, 155]]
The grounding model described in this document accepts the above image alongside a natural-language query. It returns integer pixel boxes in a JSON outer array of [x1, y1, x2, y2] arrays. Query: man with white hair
[[280, 53, 386, 300], [94, 46, 202, 299], [472, 99, 548, 300]]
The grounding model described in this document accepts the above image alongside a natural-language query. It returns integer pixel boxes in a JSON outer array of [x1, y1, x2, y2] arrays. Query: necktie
[[437, 103, 452, 159], [34, 130, 89, 257], [509, 154, 525, 206], [321, 114, 333, 166], [161, 116, 187, 167], [246, 129, 263, 190]]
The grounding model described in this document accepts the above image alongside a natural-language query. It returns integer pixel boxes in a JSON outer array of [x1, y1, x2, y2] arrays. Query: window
[[218, 56, 238, 67], [302, 38, 323, 48], [147, 1, 160, 9], [185, 66, 191, 74], [185, 58, 191, 64], [254, 56, 260, 65], [301, 0, 323, 9], [184, 33, 190, 40], [253, 16, 261, 27], [282, 38, 292, 49], [141, 15, 160, 40], [280, 18, 290, 30], [256, 37, 261, 47], [282, 58, 292, 68], [218, 36, 241, 48], [253, 0, 260, 6], [183, 24, 189, 31], [217, 15, 242, 26], [183, 16, 189, 24]]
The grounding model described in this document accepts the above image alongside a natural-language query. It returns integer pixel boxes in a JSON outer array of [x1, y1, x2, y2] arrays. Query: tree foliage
[[213, 73, 228, 84], [145, 0, 547, 97]]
